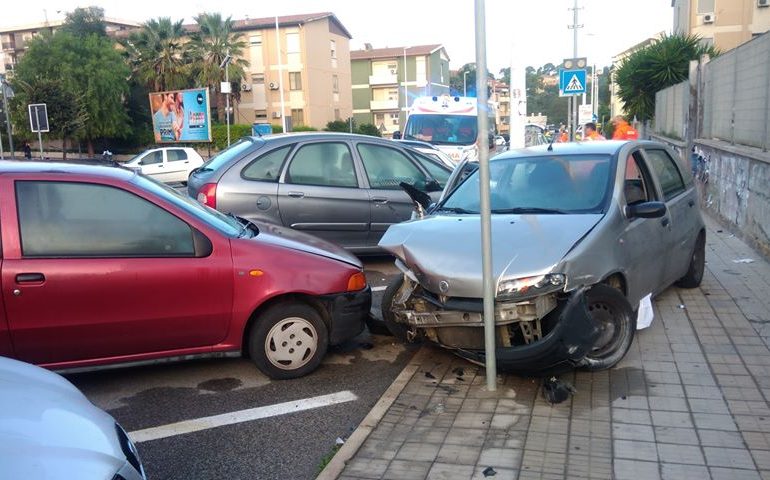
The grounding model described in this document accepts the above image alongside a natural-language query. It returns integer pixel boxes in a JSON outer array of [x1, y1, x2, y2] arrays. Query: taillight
[[346, 272, 367, 292], [196, 183, 217, 209]]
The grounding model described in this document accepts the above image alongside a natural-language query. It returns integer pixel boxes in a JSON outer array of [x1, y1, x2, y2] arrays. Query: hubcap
[[264, 317, 318, 370], [588, 301, 619, 356]]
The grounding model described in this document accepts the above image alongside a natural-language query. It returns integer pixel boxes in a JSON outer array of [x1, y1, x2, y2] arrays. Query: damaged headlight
[[496, 273, 566, 301]]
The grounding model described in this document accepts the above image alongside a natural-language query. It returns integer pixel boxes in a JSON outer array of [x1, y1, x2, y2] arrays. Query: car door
[[277, 141, 370, 248], [0, 177, 233, 366], [355, 142, 439, 245], [617, 150, 669, 304], [138, 149, 164, 179], [164, 148, 191, 183], [642, 147, 697, 285]]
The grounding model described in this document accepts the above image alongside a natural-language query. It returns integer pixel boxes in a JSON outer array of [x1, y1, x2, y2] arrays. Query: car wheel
[[580, 284, 636, 371], [249, 303, 328, 380], [381, 276, 416, 343], [676, 232, 705, 288]]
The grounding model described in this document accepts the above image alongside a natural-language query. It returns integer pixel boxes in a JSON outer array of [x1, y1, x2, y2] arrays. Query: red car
[[0, 161, 370, 379]]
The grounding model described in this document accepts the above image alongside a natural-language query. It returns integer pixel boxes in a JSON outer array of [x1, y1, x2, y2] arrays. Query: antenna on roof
[[547, 131, 556, 151]]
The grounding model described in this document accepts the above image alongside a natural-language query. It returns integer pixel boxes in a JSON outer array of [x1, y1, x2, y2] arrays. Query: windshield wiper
[[437, 206, 477, 214], [491, 207, 568, 214]]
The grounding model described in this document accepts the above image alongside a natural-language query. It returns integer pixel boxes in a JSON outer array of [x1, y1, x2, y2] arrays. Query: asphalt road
[[67, 256, 411, 480]]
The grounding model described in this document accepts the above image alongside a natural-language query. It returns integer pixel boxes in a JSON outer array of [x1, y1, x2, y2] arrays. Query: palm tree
[[615, 34, 719, 121], [123, 17, 191, 92], [188, 13, 248, 122]]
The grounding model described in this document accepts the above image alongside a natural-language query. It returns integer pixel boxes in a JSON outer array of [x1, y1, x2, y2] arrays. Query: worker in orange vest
[[611, 116, 639, 140], [583, 122, 606, 141], [558, 125, 568, 143]]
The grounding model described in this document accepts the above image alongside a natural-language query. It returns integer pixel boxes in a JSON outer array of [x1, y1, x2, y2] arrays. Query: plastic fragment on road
[[637, 294, 654, 329], [733, 258, 755, 264], [335, 437, 345, 446], [482, 466, 497, 477], [678, 304, 686, 309], [542, 377, 576, 404]]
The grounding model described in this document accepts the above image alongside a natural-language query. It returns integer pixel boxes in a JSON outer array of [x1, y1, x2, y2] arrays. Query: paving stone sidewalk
[[335, 216, 770, 480]]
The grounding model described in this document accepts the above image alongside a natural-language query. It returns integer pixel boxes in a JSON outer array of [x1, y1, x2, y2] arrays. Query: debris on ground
[[482, 466, 497, 477], [678, 304, 686, 309], [733, 258, 755, 264], [436, 384, 459, 395], [542, 377, 577, 404], [335, 437, 345, 446], [424, 371, 436, 379]]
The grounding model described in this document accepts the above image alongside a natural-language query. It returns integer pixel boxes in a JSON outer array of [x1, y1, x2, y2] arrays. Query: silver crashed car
[[379, 141, 705, 375], [0, 356, 145, 480]]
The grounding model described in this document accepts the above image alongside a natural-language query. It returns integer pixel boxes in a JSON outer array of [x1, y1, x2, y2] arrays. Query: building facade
[[609, 32, 665, 119], [673, 0, 770, 52], [229, 13, 353, 130], [0, 18, 139, 75], [350, 45, 450, 137]]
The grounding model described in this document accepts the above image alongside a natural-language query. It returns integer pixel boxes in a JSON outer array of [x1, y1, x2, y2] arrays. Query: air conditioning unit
[[271, 111, 282, 118], [268, 82, 279, 90], [241, 83, 252, 91], [703, 12, 715, 23], [759, 0, 769, 8]]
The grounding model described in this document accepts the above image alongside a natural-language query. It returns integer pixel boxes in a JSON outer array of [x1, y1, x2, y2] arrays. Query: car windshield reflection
[[441, 154, 613, 215]]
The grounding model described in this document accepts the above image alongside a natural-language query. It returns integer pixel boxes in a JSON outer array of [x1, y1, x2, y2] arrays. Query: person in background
[[23, 142, 32, 159], [558, 125, 568, 143], [611, 116, 639, 140], [583, 122, 606, 141]]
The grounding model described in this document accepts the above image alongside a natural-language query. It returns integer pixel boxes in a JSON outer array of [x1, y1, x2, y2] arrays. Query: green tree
[[357, 124, 381, 137], [123, 17, 191, 92], [325, 119, 351, 132], [615, 33, 718, 121], [188, 13, 248, 122], [59, 6, 107, 38], [11, 29, 130, 156]]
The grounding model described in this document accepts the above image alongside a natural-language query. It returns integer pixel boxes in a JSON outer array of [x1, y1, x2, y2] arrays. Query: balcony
[[2, 42, 15, 51], [370, 99, 400, 111], [369, 73, 398, 86]]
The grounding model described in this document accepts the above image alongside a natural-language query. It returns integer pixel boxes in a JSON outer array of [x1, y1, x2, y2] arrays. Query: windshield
[[404, 114, 478, 146], [199, 137, 260, 172], [132, 174, 242, 236], [441, 154, 614, 214]]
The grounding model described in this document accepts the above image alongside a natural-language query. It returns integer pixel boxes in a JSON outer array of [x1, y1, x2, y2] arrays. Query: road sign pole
[[35, 107, 43, 159], [0, 75, 13, 157]]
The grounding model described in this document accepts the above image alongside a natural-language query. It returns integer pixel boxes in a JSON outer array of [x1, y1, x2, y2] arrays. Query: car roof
[[249, 132, 399, 144], [0, 159, 136, 181], [493, 140, 665, 160]]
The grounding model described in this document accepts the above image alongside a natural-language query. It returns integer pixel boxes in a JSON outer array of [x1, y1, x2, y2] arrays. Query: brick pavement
[[333, 216, 770, 480]]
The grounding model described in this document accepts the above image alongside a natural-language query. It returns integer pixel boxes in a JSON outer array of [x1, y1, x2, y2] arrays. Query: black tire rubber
[[248, 302, 328, 380], [365, 311, 393, 336], [580, 284, 636, 371], [676, 232, 706, 288], [381, 275, 414, 343]]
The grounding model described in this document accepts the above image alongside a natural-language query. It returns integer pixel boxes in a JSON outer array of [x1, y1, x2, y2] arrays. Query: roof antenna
[[547, 130, 556, 151]]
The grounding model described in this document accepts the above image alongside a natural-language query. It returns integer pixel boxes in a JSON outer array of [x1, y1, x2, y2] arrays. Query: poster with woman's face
[[148, 88, 212, 143]]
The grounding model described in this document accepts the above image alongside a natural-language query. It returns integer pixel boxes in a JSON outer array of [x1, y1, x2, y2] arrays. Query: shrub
[[211, 124, 253, 150], [357, 123, 382, 137], [291, 125, 318, 132]]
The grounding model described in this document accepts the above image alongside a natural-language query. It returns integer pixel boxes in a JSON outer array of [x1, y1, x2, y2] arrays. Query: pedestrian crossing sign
[[559, 69, 587, 96]]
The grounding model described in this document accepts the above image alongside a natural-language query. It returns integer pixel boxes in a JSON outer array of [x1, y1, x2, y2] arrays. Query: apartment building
[[609, 32, 666, 118], [350, 44, 450, 136], [228, 13, 353, 130], [0, 18, 138, 75], [673, 0, 770, 52]]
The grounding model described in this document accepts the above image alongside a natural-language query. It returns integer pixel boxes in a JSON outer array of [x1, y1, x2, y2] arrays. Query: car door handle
[[371, 197, 389, 204], [288, 191, 305, 198], [661, 217, 670, 227], [16, 273, 45, 283]]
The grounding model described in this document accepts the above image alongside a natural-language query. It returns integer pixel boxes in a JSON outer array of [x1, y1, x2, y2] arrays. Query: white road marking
[[129, 390, 358, 443], [372, 285, 387, 292]]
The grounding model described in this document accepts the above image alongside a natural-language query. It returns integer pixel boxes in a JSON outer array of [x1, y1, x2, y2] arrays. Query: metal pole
[[403, 47, 408, 125], [225, 54, 231, 147], [275, 16, 287, 133], [35, 108, 43, 159], [0, 76, 13, 156], [474, 0, 496, 392], [0, 121, 4, 159]]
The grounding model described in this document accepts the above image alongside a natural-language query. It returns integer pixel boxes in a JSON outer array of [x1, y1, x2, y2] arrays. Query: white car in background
[[124, 146, 205, 184], [0, 356, 145, 480]]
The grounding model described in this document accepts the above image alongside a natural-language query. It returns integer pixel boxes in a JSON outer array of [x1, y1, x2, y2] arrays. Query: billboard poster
[[149, 88, 211, 143]]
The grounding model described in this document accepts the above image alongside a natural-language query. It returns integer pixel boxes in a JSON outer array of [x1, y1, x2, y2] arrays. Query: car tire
[[381, 276, 416, 343], [580, 284, 636, 371], [249, 302, 328, 380], [365, 312, 393, 336], [676, 232, 705, 288]]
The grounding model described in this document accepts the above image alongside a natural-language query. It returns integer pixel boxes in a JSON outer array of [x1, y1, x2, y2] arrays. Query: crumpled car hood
[[379, 214, 602, 298]]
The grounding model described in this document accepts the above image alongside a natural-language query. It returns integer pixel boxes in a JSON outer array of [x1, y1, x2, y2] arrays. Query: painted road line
[[371, 286, 387, 292], [129, 390, 358, 443]]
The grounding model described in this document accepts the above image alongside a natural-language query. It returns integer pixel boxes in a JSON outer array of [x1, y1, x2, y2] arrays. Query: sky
[[3, 0, 673, 74]]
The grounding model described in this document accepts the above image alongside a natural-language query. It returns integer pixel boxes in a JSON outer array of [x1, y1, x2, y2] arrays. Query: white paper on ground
[[637, 293, 654, 330]]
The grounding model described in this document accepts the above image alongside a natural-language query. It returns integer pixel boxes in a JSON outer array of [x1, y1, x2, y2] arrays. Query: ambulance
[[402, 95, 496, 164]]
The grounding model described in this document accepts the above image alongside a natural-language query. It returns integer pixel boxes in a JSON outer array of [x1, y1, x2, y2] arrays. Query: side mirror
[[625, 201, 667, 219]]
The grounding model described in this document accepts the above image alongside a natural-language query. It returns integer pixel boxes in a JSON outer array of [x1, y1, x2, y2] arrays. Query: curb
[[316, 346, 428, 480]]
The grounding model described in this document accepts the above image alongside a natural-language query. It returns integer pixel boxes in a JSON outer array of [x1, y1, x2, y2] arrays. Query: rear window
[[200, 138, 260, 172]]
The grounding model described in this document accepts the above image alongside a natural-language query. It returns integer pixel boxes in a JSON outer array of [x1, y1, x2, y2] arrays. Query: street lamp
[[463, 71, 469, 97], [220, 52, 233, 147]]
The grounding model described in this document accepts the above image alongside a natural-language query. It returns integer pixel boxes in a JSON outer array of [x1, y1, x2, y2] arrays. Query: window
[[167, 149, 188, 162], [255, 110, 268, 119], [697, 0, 714, 13], [645, 149, 686, 201], [289, 72, 302, 90], [252, 73, 265, 84], [332, 74, 339, 93], [291, 109, 304, 126], [334, 109, 341, 120], [286, 32, 300, 53], [357, 143, 427, 190], [287, 142, 357, 187], [412, 152, 450, 187], [141, 151, 162, 165], [249, 34, 262, 46], [16, 181, 194, 257], [375, 113, 385, 123], [624, 151, 655, 205], [241, 145, 291, 181], [330, 40, 337, 59]]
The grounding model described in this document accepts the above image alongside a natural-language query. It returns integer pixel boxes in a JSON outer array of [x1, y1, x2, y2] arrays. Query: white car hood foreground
[[0, 357, 128, 480], [379, 214, 603, 298]]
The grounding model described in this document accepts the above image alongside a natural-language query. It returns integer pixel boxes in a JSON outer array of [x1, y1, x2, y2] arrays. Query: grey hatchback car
[[187, 133, 452, 253]]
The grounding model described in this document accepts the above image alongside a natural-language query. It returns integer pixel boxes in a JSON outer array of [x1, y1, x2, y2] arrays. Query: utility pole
[[275, 16, 287, 133], [1, 75, 14, 156], [567, 0, 583, 141]]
